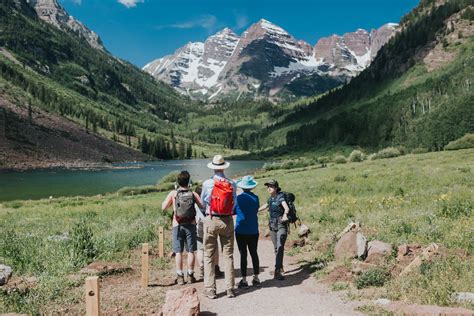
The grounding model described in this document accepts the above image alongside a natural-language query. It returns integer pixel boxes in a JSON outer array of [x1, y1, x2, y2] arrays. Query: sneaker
[[203, 289, 217, 299], [187, 273, 197, 284], [226, 289, 236, 298], [176, 274, 185, 285], [274, 269, 285, 281], [252, 276, 261, 287], [215, 266, 224, 278], [237, 279, 249, 289]]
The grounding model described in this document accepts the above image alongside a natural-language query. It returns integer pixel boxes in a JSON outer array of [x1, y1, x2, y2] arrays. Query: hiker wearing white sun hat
[[201, 155, 237, 299], [206, 154, 231, 170]]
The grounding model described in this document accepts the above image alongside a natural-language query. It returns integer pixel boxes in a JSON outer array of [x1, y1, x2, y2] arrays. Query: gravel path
[[198, 239, 363, 316]]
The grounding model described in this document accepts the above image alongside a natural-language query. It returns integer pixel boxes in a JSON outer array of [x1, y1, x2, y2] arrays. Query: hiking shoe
[[226, 289, 236, 298], [274, 269, 285, 281], [203, 289, 217, 299], [237, 280, 249, 289], [176, 274, 185, 285], [215, 266, 224, 278], [252, 276, 261, 287], [187, 273, 197, 284]]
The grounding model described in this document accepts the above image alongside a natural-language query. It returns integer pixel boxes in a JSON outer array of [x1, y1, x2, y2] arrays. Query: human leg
[[203, 218, 218, 295], [247, 234, 260, 276], [235, 234, 248, 278], [172, 226, 185, 284], [219, 216, 235, 292]]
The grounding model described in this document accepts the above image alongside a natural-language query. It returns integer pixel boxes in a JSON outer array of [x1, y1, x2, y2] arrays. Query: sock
[[188, 269, 194, 275], [177, 270, 183, 276]]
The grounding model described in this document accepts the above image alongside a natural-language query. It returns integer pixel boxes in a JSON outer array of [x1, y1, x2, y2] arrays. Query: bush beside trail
[[444, 133, 474, 151]]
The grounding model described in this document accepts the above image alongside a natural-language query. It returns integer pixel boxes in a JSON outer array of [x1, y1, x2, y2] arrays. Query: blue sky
[[61, 0, 420, 67]]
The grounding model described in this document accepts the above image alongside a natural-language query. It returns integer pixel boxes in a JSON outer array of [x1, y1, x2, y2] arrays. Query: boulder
[[162, 286, 200, 316], [298, 223, 310, 237], [366, 240, 393, 264], [399, 243, 439, 276], [452, 292, 474, 304], [0, 264, 13, 285], [334, 231, 367, 261]]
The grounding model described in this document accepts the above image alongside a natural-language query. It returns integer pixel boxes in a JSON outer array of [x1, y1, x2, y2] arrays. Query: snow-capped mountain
[[144, 19, 398, 101], [26, 0, 104, 50]]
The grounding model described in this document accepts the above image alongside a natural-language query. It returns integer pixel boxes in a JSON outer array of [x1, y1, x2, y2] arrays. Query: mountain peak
[[256, 18, 288, 35], [27, 0, 104, 50]]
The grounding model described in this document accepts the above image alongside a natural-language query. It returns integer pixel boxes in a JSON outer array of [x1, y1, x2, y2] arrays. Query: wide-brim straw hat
[[236, 175, 258, 189], [207, 155, 230, 170]]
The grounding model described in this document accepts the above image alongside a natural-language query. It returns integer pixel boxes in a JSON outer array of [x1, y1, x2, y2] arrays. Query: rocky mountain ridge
[[26, 0, 104, 50], [144, 19, 398, 101]]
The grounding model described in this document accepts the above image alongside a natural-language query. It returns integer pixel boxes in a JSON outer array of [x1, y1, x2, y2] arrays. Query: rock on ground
[[365, 240, 392, 264], [0, 264, 13, 285], [334, 231, 367, 261], [161, 286, 200, 316]]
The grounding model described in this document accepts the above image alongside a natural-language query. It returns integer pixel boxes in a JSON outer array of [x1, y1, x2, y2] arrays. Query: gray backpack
[[174, 189, 196, 224]]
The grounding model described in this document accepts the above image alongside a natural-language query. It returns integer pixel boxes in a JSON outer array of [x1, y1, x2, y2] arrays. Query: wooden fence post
[[85, 276, 100, 316], [158, 226, 164, 258], [142, 243, 149, 288]]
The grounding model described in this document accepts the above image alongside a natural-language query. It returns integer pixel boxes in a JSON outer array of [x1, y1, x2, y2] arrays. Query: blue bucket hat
[[236, 175, 258, 190]]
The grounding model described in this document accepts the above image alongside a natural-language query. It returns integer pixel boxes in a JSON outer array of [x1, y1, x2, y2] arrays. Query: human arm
[[193, 192, 204, 210], [258, 203, 268, 212], [281, 200, 290, 222], [161, 191, 175, 211]]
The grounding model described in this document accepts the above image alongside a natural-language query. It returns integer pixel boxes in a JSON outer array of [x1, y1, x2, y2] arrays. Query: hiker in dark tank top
[[235, 175, 261, 289], [258, 179, 290, 281]]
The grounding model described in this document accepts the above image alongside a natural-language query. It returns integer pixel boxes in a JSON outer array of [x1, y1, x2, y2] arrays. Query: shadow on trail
[[234, 259, 325, 297]]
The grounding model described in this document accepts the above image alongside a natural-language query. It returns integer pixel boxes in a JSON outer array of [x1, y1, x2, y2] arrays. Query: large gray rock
[[452, 292, 474, 304], [0, 264, 13, 285], [334, 231, 367, 261], [366, 240, 393, 264], [161, 286, 200, 316]]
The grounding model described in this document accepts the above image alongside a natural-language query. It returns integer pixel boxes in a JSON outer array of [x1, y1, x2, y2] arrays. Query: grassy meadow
[[1, 148, 473, 313]]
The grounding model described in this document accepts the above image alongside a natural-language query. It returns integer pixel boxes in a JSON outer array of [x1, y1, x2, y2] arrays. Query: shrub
[[70, 219, 96, 267], [317, 156, 331, 164], [334, 155, 347, 164], [438, 196, 472, 219], [348, 150, 365, 162], [411, 147, 429, 154], [356, 267, 390, 289], [158, 171, 179, 185], [334, 175, 347, 182], [444, 133, 474, 151], [372, 147, 401, 160]]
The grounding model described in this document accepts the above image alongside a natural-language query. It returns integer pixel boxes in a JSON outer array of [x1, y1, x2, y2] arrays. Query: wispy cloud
[[233, 15, 249, 30], [155, 15, 218, 33], [117, 0, 144, 8]]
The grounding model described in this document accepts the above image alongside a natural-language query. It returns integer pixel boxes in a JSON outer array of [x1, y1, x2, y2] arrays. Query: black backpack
[[174, 189, 196, 224], [281, 192, 298, 224]]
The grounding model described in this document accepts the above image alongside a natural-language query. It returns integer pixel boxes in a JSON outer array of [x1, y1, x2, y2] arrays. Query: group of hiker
[[161, 155, 295, 299]]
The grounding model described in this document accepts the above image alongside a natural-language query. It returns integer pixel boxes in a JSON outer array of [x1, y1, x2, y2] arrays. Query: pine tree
[[178, 140, 185, 159]]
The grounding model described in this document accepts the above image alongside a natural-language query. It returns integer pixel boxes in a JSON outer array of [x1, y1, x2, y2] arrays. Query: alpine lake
[[0, 159, 264, 201]]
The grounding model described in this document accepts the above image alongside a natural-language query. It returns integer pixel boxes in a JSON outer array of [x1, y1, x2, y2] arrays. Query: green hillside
[[262, 0, 474, 155]]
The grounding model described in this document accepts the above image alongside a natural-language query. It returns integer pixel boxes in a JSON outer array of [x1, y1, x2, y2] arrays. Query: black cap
[[264, 179, 280, 191]]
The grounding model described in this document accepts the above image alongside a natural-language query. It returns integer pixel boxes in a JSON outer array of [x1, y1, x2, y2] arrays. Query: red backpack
[[210, 177, 234, 216]]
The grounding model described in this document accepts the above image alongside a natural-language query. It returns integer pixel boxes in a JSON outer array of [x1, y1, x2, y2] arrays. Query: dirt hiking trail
[[197, 238, 363, 315]]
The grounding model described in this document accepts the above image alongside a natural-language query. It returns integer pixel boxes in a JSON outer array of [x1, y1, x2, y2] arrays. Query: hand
[[281, 214, 289, 222]]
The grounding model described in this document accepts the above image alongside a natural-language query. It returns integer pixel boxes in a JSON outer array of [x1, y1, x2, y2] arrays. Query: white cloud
[[117, 0, 144, 8], [156, 15, 218, 33], [234, 15, 248, 30]]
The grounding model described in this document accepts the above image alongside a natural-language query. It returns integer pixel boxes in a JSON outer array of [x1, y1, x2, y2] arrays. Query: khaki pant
[[203, 216, 235, 292]]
